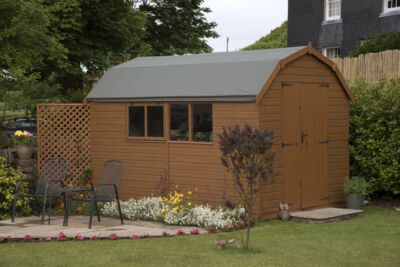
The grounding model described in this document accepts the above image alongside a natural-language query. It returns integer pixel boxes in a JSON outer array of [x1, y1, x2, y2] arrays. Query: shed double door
[[283, 83, 328, 209]]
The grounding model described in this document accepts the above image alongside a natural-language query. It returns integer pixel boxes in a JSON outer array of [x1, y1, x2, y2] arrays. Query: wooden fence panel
[[332, 50, 400, 84], [37, 104, 90, 185]]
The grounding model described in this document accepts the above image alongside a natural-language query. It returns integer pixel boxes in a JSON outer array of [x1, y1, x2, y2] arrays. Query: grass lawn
[[0, 206, 399, 266]]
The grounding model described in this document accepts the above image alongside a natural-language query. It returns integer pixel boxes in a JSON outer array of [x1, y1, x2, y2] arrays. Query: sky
[[202, 0, 288, 52]]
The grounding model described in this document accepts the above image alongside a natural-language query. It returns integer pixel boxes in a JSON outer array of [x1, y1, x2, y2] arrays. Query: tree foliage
[[0, 0, 66, 112], [139, 0, 218, 55], [350, 78, 400, 197], [0, 0, 219, 109], [218, 125, 275, 249], [242, 21, 287, 51], [351, 32, 400, 57]]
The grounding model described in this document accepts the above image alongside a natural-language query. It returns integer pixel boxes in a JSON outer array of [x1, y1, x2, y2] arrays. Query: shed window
[[323, 46, 340, 58], [170, 104, 189, 141], [129, 105, 164, 138], [192, 104, 212, 142], [325, 0, 341, 21], [129, 106, 145, 137], [384, 0, 400, 12], [169, 103, 213, 142]]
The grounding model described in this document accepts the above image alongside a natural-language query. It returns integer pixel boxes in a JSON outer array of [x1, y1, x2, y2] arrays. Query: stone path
[[290, 208, 363, 223], [0, 216, 206, 239]]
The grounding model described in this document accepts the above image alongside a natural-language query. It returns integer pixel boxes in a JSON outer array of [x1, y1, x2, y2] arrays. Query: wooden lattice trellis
[[37, 104, 90, 185]]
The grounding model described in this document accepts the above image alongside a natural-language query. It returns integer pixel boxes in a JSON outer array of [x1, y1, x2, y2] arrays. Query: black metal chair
[[64, 160, 125, 229], [12, 158, 68, 224]]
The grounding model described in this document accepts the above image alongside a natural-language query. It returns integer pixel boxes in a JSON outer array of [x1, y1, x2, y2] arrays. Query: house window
[[129, 105, 164, 138], [323, 46, 340, 58], [384, 0, 400, 12], [325, 0, 341, 20], [169, 104, 213, 142]]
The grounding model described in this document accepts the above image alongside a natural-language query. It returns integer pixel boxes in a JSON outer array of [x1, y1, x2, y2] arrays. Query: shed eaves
[[86, 46, 305, 102]]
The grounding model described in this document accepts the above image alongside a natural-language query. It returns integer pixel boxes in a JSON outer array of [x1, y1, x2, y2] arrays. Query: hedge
[[350, 78, 400, 197]]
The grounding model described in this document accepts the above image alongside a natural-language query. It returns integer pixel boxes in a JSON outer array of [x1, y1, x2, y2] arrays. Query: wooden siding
[[259, 54, 349, 220], [90, 102, 260, 214]]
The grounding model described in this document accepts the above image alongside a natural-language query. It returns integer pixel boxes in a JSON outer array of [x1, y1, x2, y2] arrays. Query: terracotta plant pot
[[17, 145, 33, 160]]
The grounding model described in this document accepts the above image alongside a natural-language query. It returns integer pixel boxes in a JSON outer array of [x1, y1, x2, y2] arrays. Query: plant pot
[[346, 194, 365, 210], [16, 145, 33, 160]]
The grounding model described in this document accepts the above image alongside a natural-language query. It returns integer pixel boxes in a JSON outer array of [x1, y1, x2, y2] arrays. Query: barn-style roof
[[86, 44, 354, 102], [86, 46, 305, 102]]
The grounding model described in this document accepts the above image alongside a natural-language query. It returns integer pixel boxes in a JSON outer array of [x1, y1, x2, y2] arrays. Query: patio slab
[[0, 216, 206, 239], [290, 208, 363, 223]]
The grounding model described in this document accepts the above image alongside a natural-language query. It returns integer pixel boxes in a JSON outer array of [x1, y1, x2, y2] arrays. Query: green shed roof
[[86, 46, 305, 102]]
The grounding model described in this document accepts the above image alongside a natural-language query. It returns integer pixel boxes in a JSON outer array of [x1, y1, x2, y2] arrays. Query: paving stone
[[0, 216, 206, 238], [290, 208, 363, 223]]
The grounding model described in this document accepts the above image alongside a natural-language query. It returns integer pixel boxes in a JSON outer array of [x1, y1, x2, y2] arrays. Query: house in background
[[287, 0, 400, 58]]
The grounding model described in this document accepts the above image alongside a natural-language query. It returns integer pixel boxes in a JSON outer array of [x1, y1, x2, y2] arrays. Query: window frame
[[127, 103, 166, 141], [322, 46, 341, 59], [384, 0, 400, 13], [325, 0, 341, 21], [168, 103, 213, 144]]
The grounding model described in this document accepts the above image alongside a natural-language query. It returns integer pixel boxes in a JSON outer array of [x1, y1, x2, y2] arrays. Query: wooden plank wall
[[258, 55, 349, 220], [90, 102, 260, 215]]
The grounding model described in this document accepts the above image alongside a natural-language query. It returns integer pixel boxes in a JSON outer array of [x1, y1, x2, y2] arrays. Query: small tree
[[218, 125, 275, 249]]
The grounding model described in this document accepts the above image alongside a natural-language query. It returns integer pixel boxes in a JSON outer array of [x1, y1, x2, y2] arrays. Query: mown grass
[[0, 207, 399, 266]]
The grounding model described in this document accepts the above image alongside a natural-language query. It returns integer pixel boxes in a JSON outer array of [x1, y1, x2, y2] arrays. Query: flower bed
[[101, 190, 244, 229]]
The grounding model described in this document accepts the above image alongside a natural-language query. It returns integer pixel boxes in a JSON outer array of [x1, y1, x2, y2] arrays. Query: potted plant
[[12, 130, 35, 160], [344, 176, 369, 210]]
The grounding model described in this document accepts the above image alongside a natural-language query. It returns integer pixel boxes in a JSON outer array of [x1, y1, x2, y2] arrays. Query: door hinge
[[281, 142, 297, 149], [320, 196, 330, 201], [282, 82, 293, 88], [320, 84, 329, 88], [319, 139, 329, 144]]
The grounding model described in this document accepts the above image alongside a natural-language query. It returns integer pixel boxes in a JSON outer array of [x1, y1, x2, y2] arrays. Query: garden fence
[[37, 104, 90, 185], [332, 50, 400, 84]]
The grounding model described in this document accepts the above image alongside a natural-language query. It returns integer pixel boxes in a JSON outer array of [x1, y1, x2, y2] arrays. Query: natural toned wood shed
[[86, 43, 354, 220]]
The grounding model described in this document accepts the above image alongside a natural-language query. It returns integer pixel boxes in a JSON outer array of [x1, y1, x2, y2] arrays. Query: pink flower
[[23, 234, 33, 241], [206, 227, 218, 233], [240, 221, 245, 228], [175, 229, 186, 236], [39, 238, 43, 242], [6, 236, 12, 242], [145, 233, 150, 238], [57, 232, 67, 241], [129, 234, 139, 239], [109, 233, 118, 240], [75, 234, 84, 240], [46, 237, 51, 242], [161, 231, 169, 237], [0, 237, 4, 242], [234, 222, 239, 228], [190, 228, 200, 235], [90, 235, 97, 240]]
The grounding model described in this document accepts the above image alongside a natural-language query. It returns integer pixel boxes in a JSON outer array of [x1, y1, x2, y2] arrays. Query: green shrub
[[351, 32, 400, 57], [0, 157, 32, 219], [350, 79, 400, 197], [344, 177, 369, 196]]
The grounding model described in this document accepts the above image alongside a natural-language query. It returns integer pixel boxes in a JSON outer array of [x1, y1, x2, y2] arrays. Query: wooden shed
[[86, 43, 354, 220]]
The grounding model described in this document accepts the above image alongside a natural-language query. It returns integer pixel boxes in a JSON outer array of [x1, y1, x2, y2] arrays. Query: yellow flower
[[14, 130, 23, 136], [187, 191, 192, 195], [195, 187, 198, 191], [188, 202, 191, 206], [165, 215, 168, 219], [131, 199, 135, 203], [161, 209, 165, 212], [179, 210, 184, 215], [175, 185, 178, 188]]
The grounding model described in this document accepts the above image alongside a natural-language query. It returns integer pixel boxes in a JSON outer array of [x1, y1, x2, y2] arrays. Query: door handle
[[301, 131, 308, 143]]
